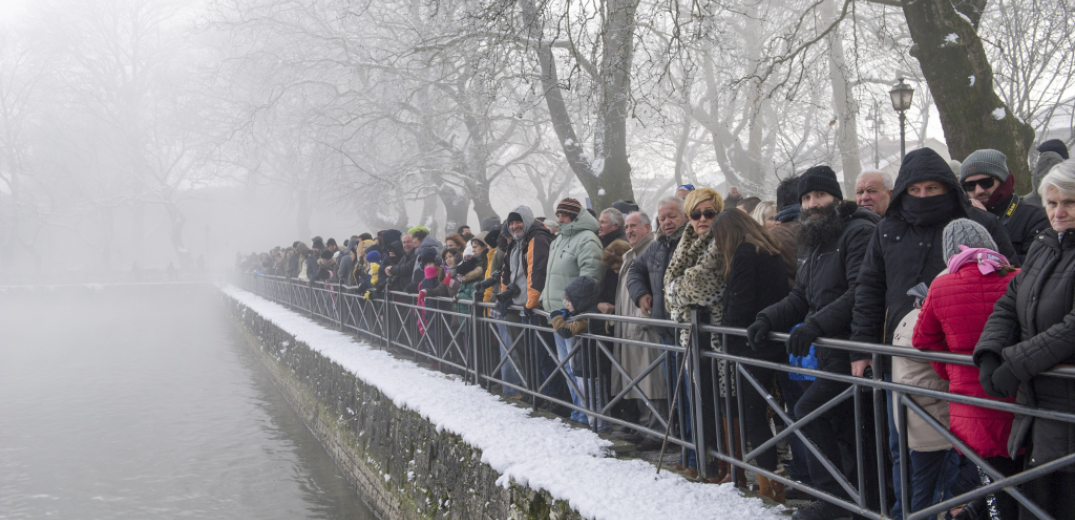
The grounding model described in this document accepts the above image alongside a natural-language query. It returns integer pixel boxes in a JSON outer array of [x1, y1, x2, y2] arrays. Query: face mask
[[424, 266, 439, 279]]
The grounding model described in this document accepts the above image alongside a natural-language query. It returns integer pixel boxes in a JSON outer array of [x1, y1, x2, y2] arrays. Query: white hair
[[857, 170, 894, 191], [600, 207, 624, 228], [656, 196, 686, 215], [627, 211, 651, 227], [1039, 159, 1075, 201]]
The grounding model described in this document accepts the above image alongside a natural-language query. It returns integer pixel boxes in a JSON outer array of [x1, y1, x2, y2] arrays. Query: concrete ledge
[[225, 292, 584, 520]]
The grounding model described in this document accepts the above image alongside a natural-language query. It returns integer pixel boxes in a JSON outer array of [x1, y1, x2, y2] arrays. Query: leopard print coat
[[662, 224, 734, 396]]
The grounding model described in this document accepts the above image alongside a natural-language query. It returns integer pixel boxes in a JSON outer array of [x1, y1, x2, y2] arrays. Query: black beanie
[[797, 165, 843, 202], [1038, 139, 1070, 160]]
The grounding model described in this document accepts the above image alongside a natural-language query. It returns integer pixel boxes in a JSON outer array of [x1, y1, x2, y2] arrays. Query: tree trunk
[[825, 0, 861, 198], [437, 184, 470, 237], [903, 0, 1035, 193], [296, 190, 312, 241]]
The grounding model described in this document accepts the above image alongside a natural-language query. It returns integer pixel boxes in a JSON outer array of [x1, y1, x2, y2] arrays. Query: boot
[[710, 418, 731, 483], [718, 418, 746, 487], [756, 475, 786, 504]]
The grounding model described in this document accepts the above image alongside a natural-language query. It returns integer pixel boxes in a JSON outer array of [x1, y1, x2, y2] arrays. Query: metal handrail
[[234, 272, 1074, 520]]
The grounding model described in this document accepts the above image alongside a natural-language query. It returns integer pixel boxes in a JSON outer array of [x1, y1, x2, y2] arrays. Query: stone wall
[[225, 294, 586, 520]]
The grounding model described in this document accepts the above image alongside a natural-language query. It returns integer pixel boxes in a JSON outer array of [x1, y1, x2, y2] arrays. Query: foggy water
[[0, 288, 375, 520]]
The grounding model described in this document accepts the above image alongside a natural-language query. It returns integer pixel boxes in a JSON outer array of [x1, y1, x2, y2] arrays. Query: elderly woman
[[975, 159, 1075, 518], [663, 187, 725, 481]]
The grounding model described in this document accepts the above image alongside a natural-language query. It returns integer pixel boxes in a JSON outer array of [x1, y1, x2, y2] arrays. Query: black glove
[[746, 316, 772, 351], [475, 270, 502, 290], [553, 309, 569, 320], [978, 353, 1002, 398], [523, 307, 534, 319], [991, 361, 1021, 399], [786, 321, 821, 358], [496, 284, 520, 303], [556, 327, 573, 339]]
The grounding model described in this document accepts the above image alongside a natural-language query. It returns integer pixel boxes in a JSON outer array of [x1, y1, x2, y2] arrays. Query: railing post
[[689, 308, 708, 480], [382, 289, 392, 351], [470, 298, 480, 387]]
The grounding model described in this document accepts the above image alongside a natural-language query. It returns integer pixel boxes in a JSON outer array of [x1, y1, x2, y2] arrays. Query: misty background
[[1, 0, 1072, 279]]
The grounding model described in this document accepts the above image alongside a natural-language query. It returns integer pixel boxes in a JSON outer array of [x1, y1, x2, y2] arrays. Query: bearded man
[[746, 165, 880, 520]]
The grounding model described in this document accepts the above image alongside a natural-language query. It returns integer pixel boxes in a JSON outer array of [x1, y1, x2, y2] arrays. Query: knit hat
[[365, 250, 381, 264], [326, 237, 337, 247], [555, 198, 583, 220], [1038, 139, 1070, 160], [942, 218, 997, 261], [797, 165, 843, 202], [960, 149, 1010, 182], [407, 225, 430, 237]]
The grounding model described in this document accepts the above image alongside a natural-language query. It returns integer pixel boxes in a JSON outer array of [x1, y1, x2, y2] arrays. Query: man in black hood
[[850, 147, 1016, 520]]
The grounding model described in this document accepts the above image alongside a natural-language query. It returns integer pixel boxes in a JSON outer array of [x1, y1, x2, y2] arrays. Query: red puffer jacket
[[913, 262, 1019, 458]]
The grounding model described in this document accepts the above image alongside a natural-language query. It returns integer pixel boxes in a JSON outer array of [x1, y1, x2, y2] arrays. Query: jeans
[[507, 312, 563, 399], [663, 339, 698, 468], [905, 448, 962, 517], [777, 371, 812, 485], [555, 334, 588, 423], [497, 322, 523, 397], [885, 374, 904, 519]]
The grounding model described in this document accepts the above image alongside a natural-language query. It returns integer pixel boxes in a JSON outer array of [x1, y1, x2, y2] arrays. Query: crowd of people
[[237, 139, 1075, 520]]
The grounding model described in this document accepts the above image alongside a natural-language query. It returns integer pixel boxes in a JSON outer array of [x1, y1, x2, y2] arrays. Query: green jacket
[[540, 210, 604, 312]]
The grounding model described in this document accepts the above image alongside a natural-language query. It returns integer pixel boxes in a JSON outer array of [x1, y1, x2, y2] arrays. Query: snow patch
[[968, 75, 975, 87], [942, 33, 959, 47], [221, 286, 784, 520], [956, 11, 973, 25], [564, 138, 576, 147], [598, 189, 606, 196], [992, 108, 1007, 120], [591, 157, 605, 177]]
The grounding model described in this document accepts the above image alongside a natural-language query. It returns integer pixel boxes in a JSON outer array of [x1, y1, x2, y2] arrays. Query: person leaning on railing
[[974, 159, 1075, 519]]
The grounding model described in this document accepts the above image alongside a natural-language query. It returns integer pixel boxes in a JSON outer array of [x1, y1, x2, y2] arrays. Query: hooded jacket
[[851, 148, 1017, 362], [759, 201, 878, 359], [501, 206, 554, 310], [625, 223, 685, 342], [975, 229, 1075, 468], [540, 209, 605, 312], [1024, 151, 1065, 208]]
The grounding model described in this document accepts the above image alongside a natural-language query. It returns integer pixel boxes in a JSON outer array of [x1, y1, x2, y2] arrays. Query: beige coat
[[891, 308, 952, 452], [611, 232, 668, 400]]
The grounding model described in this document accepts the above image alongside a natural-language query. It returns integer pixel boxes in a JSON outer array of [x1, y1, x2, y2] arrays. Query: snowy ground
[[222, 285, 787, 520]]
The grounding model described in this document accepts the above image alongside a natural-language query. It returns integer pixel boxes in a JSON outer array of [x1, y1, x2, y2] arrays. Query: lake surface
[[0, 287, 375, 520]]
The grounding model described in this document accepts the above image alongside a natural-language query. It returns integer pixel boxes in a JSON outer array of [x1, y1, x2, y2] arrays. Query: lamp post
[[889, 78, 914, 161], [865, 100, 882, 168]]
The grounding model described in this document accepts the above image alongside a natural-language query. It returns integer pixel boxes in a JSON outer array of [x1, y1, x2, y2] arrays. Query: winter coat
[[482, 247, 503, 304], [851, 148, 1018, 367], [759, 202, 878, 359], [988, 192, 1050, 265], [550, 276, 605, 377], [1023, 151, 1064, 208], [914, 262, 1018, 458], [722, 242, 791, 363], [501, 206, 554, 310], [600, 226, 627, 248], [625, 224, 685, 342], [975, 229, 1075, 468], [540, 209, 604, 312], [453, 255, 487, 315], [612, 232, 667, 400], [594, 240, 631, 335], [891, 309, 952, 452]]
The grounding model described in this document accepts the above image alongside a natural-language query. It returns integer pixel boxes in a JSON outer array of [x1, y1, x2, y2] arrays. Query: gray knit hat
[[960, 149, 1009, 183], [942, 218, 997, 261]]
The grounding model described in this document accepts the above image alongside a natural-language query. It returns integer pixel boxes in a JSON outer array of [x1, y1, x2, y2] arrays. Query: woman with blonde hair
[[663, 187, 725, 480], [751, 200, 778, 229]]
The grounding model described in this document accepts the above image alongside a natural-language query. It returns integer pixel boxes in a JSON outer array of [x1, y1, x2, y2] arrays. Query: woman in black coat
[[711, 209, 790, 501], [975, 160, 1075, 519]]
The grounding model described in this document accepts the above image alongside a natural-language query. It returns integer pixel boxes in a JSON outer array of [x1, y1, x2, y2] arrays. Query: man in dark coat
[[960, 149, 1049, 264], [747, 165, 879, 520], [850, 147, 1017, 520], [625, 196, 687, 344], [770, 174, 802, 287]]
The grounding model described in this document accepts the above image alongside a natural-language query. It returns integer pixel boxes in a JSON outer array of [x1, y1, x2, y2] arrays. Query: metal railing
[[235, 273, 1075, 519]]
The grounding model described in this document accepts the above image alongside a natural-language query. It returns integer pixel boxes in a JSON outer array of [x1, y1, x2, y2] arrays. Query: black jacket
[[851, 148, 1018, 363], [723, 242, 791, 362], [759, 202, 878, 359], [626, 224, 684, 342], [975, 229, 1075, 468], [987, 192, 1050, 265]]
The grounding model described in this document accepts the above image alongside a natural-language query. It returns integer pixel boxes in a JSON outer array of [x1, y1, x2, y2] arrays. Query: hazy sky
[[0, 0, 26, 21]]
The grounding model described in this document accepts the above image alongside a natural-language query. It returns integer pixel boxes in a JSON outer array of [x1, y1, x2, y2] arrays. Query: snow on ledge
[[222, 285, 784, 520]]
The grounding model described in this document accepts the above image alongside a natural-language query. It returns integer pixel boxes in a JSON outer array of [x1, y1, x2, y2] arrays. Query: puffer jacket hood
[[506, 205, 536, 238], [889, 147, 967, 218], [539, 207, 604, 311], [381, 229, 402, 247], [480, 215, 502, 232], [559, 207, 600, 238], [565, 275, 599, 314]]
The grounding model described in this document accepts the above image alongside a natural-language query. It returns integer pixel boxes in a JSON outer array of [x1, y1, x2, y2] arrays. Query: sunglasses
[[689, 209, 718, 221], [677, 184, 695, 191], [962, 177, 996, 192]]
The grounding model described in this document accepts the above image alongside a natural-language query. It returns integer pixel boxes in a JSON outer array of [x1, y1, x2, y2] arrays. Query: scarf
[[900, 192, 961, 227], [985, 174, 1015, 210], [947, 245, 1009, 275]]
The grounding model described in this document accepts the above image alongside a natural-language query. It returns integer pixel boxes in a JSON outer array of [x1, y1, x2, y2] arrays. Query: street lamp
[[865, 100, 882, 168], [889, 78, 914, 161]]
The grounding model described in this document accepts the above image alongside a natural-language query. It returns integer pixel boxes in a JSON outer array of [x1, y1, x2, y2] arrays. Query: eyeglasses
[[677, 184, 695, 191], [961, 177, 996, 192], [689, 209, 718, 221]]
